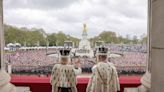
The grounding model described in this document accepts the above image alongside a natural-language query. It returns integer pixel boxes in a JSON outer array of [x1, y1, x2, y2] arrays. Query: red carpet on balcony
[[11, 75, 141, 92]]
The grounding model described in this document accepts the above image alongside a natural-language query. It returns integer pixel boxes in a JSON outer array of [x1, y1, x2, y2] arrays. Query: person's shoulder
[[52, 64, 60, 69], [107, 62, 116, 69], [107, 62, 114, 66], [97, 62, 108, 66], [53, 64, 60, 67]]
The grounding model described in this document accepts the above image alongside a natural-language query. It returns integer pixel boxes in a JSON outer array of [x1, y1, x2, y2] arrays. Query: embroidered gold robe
[[87, 62, 120, 92], [50, 64, 82, 92]]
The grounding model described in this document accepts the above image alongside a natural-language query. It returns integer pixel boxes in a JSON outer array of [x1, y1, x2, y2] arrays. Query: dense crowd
[[111, 52, 146, 75], [106, 44, 147, 53], [4, 44, 147, 75]]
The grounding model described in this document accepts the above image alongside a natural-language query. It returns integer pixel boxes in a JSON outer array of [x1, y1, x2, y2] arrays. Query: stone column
[[0, 0, 4, 70], [151, 0, 164, 91], [0, 1, 16, 92], [140, 0, 164, 92], [139, 0, 152, 92]]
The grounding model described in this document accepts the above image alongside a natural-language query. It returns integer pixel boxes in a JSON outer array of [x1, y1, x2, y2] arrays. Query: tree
[[100, 31, 120, 43], [4, 24, 144, 47], [132, 35, 138, 44], [47, 33, 57, 46], [124, 34, 131, 44], [4, 25, 46, 46], [56, 31, 67, 46], [4, 25, 26, 45], [140, 35, 147, 44]]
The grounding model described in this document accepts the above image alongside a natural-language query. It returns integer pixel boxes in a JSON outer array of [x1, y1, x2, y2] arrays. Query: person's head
[[96, 46, 108, 62], [98, 55, 107, 62], [59, 49, 71, 65], [60, 57, 69, 64]]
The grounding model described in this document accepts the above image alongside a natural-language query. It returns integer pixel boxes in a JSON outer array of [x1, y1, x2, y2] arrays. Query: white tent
[[7, 43, 14, 47], [14, 43, 21, 47]]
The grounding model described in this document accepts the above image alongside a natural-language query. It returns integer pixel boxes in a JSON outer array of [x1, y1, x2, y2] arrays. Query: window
[[3, 0, 148, 77]]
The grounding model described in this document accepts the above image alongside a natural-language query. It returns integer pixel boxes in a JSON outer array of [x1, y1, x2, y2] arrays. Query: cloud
[[3, 0, 148, 38], [4, 0, 78, 10]]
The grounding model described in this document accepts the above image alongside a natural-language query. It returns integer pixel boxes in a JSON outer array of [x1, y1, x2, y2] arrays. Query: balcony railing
[[11, 75, 141, 92]]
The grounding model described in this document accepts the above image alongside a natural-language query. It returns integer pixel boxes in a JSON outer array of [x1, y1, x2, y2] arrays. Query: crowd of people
[[4, 44, 147, 75], [111, 52, 146, 75], [106, 44, 147, 75], [106, 44, 147, 53]]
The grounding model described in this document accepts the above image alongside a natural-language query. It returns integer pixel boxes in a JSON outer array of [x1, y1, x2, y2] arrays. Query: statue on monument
[[75, 24, 94, 58]]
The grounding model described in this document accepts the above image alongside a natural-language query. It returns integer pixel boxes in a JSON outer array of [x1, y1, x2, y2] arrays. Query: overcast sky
[[4, 0, 148, 39]]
